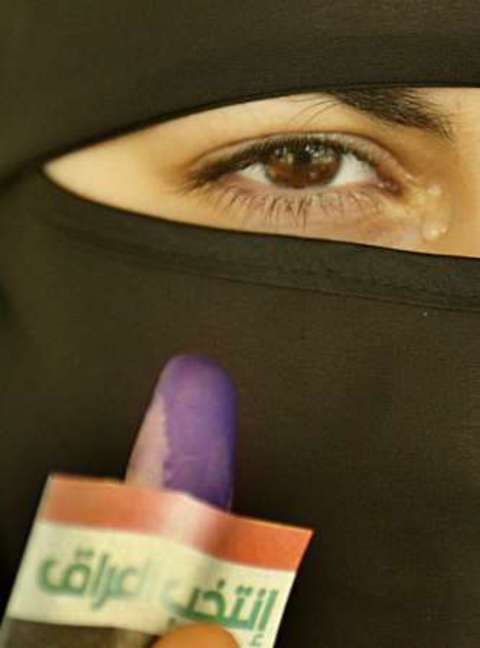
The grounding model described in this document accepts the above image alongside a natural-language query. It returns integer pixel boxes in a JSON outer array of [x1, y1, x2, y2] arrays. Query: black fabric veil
[[2, 2, 480, 646]]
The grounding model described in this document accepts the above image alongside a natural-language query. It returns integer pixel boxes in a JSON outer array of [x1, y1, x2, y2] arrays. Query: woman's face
[[42, 87, 480, 257]]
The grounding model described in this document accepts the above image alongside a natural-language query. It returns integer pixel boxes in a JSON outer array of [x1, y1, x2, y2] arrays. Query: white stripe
[[7, 520, 296, 648]]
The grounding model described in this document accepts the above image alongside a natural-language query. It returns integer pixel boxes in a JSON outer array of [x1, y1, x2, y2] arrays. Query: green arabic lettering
[[38, 547, 95, 596], [257, 590, 278, 631], [37, 557, 64, 593], [89, 556, 153, 609], [161, 579, 230, 623], [198, 579, 227, 621], [161, 579, 203, 620], [88, 553, 108, 598], [225, 586, 267, 631], [119, 559, 152, 598], [249, 632, 264, 646], [161, 579, 275, 632], [91, 564, 117, 610]]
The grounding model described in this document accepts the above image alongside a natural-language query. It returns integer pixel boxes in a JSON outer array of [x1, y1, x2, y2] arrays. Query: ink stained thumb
[[125, 353, 237, 510]]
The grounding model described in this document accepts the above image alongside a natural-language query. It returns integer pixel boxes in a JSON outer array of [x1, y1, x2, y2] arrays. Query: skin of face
[[42, 88, 480, 257]]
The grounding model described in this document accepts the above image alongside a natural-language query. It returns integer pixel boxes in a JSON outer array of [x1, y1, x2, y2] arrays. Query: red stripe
[[39, 474, 313, 571]]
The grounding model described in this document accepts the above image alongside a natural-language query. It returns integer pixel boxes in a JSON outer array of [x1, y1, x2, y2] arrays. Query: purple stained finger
[[125, 353, 237, 510]]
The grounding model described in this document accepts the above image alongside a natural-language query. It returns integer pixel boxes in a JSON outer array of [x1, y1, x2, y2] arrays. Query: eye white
[[238, 152, 377, 189]]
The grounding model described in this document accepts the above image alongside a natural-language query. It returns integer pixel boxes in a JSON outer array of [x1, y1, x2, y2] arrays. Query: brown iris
[[262, 143, 342, 189]]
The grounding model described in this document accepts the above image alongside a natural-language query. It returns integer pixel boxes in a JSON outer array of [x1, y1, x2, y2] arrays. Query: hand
[[151, 623, 239, 648]]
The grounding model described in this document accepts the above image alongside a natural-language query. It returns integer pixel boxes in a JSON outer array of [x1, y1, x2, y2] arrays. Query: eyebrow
[[290, 86, 455, 143]]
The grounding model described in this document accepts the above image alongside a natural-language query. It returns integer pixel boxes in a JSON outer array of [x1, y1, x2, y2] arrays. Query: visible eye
[[176, 131, 435, 248]]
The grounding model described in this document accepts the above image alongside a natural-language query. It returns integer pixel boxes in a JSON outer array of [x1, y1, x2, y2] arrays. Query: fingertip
[[152, 623, 239, 648]]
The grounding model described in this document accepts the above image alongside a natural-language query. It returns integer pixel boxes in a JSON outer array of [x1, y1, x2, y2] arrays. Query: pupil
[[264, 142, 341, 189]]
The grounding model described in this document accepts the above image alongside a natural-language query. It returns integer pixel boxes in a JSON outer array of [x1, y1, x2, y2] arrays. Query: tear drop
[[420, 183, 451, 243], [421, 219, 449, 242]]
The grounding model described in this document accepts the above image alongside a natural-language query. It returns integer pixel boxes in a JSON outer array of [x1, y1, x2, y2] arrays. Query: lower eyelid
[[195, 176, 388, 221], [214, 183, 427, 248], [180, 151, 442, 246]]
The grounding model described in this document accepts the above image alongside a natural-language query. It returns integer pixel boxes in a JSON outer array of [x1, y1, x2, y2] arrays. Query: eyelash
[[178, 132, 402, 233]]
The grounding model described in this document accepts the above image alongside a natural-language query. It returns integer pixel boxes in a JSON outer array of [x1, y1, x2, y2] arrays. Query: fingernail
[[125, 353, 237, 510]]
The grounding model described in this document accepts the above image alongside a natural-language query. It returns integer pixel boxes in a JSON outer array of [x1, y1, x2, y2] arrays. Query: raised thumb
[[125, 353, 237, 510]]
